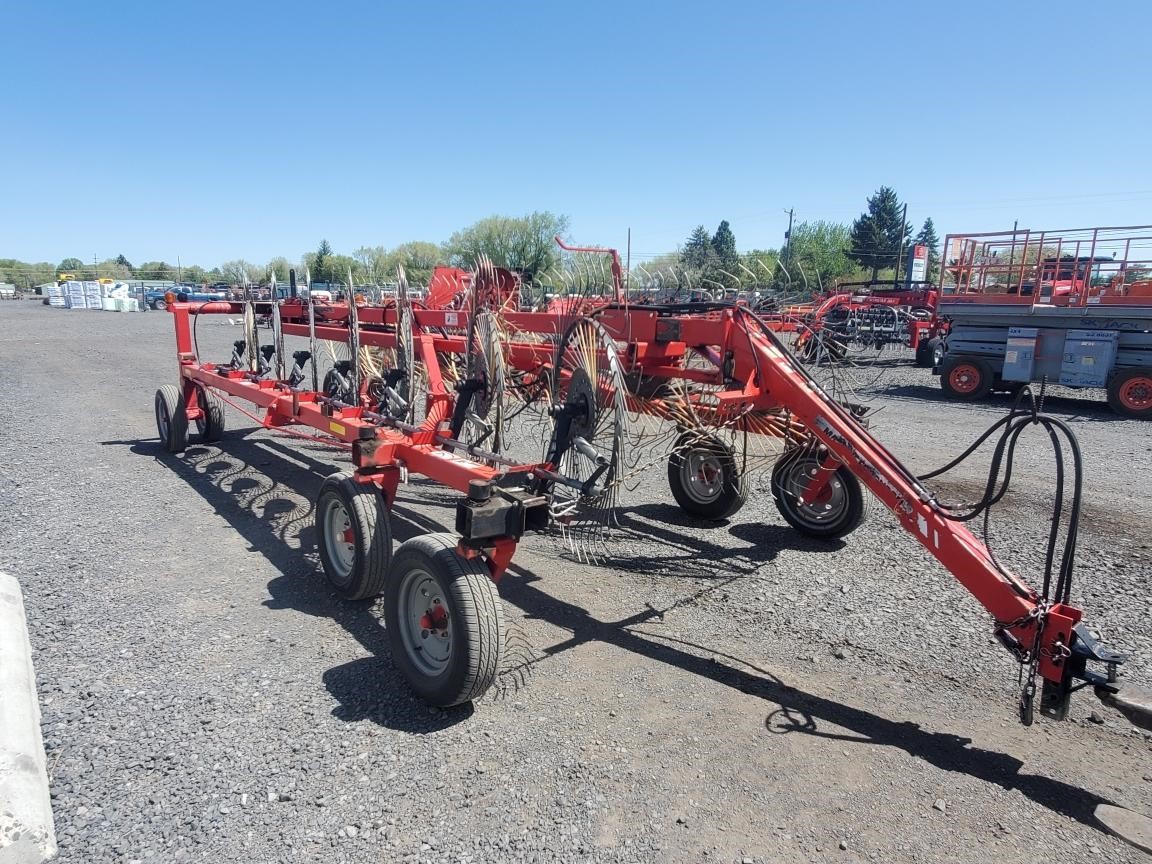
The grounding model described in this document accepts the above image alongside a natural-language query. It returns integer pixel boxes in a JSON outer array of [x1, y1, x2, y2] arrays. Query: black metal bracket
[[655, 319, 681, 343], [1041, 623, 1129, 722], [455, 482, 549, 543], [448, 378, 483, 441]]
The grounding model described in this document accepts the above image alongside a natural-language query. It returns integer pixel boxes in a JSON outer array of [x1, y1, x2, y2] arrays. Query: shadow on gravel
[[109, 432, 472, 734], [110, 434, 1119, 830], [322, 658, 475, 729], [498, 561, 1118, 833], [609, 503, 841, 578]]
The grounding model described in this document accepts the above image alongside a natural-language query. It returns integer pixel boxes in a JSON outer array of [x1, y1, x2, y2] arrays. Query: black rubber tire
[[915, 336, 942, 368], [384, 533, 505, 707], [154, 384, 188, 453], [314, 472, 392, 600], [667, 432, 747, 519], [940, 356, 993, 401], [770, 452, 865, 540], [195, 387, 226, 443], [153, 299, 167, 311], [1106, 368, 1152, 419]]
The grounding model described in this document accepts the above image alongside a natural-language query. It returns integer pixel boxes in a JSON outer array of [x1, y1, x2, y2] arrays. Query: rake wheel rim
[[551, 317, 627, 498]]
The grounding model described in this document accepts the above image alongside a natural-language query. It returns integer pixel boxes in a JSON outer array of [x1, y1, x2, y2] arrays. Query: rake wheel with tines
[[543, 316, 629, 558], [442, 307, 509, 458], [384, 267, 417, 422], [150, 232, 1152, 766]]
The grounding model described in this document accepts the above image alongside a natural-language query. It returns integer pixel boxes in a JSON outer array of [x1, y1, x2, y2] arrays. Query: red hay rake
[[152, 243, 1151, 733]]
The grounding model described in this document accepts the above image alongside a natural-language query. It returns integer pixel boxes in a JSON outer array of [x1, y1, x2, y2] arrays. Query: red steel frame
[[172, 301, 534, 581], [589, 304, 1077, 694], [941, 224, 1152, 307], [168, 295, 1085, 699]]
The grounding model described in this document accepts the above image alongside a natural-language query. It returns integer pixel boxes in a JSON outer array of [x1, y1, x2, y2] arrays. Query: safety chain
[[994, 599, 1052, 725]]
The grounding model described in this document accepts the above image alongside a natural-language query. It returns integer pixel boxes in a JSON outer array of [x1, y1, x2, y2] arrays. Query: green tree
[[738, 249, 780, 291], [847, 186, 912, 283], [182, 265, 208, 285], [136, 261, 172, 279], [307, 239, 334, 283], [706, 220, 742, 289], [443, 212, 569, 282], [266, 257, 294, 282], [219, 259, 262, 285], [386, 241, 441, 285], [710, 220, 737, 268], [680, 226, 714, 270], [57, 257, 84, 275], [631, 252, 681, 282], [785, 221, 854, 290], [914, 217, 940, 281], [114, 254, 134, 273], [353, 246, 388, 285], [628, 252, 686, 297], [0, 259, 55, 288], [98, 258, 133, 279], [328, 254, 359, 287]]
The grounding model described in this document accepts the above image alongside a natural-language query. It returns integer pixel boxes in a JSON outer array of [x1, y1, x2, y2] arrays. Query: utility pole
[[893, 203, 908, 289], [783, 208, 794, 259], [625, 228, 631, 296]]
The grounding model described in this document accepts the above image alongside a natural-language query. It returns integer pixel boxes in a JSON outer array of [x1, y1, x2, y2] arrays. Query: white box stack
[[83, 281, 102, 309], [63, 281, 85, 309]]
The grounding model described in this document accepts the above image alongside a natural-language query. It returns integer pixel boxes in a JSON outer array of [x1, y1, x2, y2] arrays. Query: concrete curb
[[0, 573, 56, 863]]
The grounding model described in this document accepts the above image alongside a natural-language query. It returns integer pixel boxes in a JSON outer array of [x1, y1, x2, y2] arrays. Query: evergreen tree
[[914, 217, 940, 281], [710, 220, 737, 268], [311, 239, 333, 283], [847, 186, 912, 283], [681, 225, 713, 269]]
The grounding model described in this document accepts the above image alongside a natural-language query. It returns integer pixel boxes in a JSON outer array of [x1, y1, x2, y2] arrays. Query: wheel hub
[[949, 365, 980, 393], [323, 499, 356, 578], [563, 367, 596, 440], [682, 449, 723, 504], [1121, 378, 1152, 410], [793, 463, 846, 522], [400, 570, 452, 674], [419, 603, 449, 632]]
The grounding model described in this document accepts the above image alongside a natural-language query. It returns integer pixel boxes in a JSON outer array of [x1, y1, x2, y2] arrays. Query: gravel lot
[[1, 300, 1150, 864]]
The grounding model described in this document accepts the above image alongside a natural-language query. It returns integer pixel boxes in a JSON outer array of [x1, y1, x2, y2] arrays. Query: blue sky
[[3, 0, 1150, 268]]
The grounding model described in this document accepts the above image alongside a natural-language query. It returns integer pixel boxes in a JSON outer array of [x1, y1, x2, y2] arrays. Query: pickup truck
[[144, 288, 227, 310]]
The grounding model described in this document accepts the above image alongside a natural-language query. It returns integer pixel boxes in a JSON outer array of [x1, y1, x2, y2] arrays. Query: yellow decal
[[330, 422, 346, 435]]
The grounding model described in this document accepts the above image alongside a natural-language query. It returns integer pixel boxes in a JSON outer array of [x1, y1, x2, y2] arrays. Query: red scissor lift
[[153, 247, 1151, 733], [917, 225, 1152, 414]]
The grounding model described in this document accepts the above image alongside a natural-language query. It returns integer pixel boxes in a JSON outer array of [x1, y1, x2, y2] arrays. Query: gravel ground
[[1, 301, 1150, 864]]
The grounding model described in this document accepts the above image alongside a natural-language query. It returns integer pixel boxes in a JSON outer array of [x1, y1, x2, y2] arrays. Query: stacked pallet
[[48, 281, 141, 311], [45, 284, 67, 307]]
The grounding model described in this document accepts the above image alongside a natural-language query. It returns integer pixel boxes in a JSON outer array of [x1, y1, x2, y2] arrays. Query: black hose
[[193, 309, 201, 361], [917, 385, 1084, 608]]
